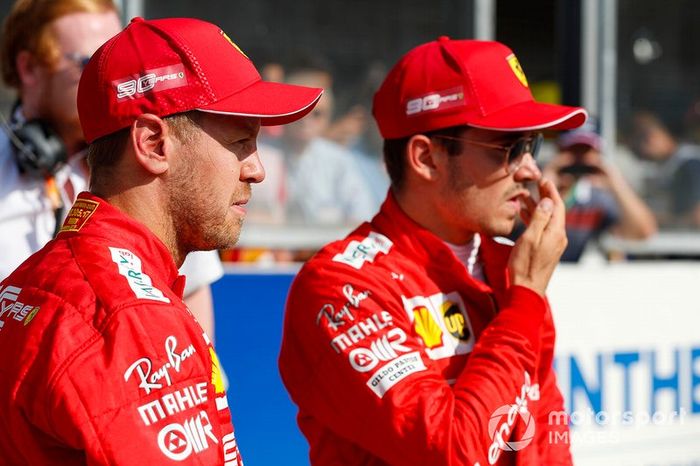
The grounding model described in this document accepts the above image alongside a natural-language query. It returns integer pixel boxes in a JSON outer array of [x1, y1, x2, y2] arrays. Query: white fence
[[549, 262, 700, 465]]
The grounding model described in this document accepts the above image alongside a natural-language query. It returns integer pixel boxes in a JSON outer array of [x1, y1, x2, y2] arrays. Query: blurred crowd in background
[[2, 0, 699, 264]]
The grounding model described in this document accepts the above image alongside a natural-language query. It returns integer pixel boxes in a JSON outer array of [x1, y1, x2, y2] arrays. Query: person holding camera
[[544, 119, 657, 261]]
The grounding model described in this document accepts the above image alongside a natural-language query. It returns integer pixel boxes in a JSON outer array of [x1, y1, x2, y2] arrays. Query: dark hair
[[382, 125, 468, 190]]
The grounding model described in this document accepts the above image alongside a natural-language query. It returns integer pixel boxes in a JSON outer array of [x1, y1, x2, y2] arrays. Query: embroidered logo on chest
[[401, 291, 475, 360], [109, 247, 170, 303]]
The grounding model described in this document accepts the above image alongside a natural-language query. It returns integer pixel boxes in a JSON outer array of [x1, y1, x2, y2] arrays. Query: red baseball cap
[[373, 37, 587, 139], [78, 17, 323, 143]]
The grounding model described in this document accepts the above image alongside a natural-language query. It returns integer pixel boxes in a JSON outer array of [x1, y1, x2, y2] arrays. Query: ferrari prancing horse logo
[[507, 54, 529, 88]]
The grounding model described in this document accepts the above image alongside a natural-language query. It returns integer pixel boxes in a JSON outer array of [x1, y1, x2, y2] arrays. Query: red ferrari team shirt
[[0, 192, 241, 465], [279, 192, 572, 466]]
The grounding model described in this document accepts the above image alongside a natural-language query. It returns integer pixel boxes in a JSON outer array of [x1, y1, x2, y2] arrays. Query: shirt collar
[[372, 190, 512, 297], [57, 191, 183, 297]]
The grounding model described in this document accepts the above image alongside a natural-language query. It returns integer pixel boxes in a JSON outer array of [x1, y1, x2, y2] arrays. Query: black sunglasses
[[434, 132, 544, 174]]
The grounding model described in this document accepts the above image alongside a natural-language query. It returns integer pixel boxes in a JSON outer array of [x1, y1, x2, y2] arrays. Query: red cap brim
[[468, 101, 588, 132], [197, 80, 323, 125]]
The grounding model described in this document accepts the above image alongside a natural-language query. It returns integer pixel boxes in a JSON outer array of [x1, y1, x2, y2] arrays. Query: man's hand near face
[[509, 178, 568, 296]]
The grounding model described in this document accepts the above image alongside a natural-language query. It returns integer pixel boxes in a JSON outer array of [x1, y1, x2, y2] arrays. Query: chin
[[485, 220, 516, 238], [220, 222, 243, 250], [193, 218, 241, 251]]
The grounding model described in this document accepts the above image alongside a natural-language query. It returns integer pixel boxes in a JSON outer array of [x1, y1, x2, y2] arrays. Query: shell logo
[[209, 348, 225, 394], [413, 306, 443, 349]]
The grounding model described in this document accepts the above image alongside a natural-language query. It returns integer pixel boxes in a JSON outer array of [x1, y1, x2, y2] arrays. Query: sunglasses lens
[[507, 133, 543, 172], [509, 140, 524, 164], [510, 133, 543, 161], [531, 133, 543, 158]]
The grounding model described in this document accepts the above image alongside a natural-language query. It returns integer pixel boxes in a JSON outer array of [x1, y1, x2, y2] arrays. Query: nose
[[241, 150, 265, 184], [513, 152, 541, 181]]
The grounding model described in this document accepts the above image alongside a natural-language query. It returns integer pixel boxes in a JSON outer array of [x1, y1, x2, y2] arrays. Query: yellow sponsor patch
[[209, 348, 226, 394], [442, 301, 470, 341], [60, 199, 99, 233], [507, 54, 529, 88], [23, 306, 40, 326], [220, 30, 249, 59], [403, 291, 475, 360], [413, 305, 443, 349]]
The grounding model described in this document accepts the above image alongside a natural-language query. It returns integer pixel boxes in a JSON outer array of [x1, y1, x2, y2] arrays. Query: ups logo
[[443, 302, 471, 341]]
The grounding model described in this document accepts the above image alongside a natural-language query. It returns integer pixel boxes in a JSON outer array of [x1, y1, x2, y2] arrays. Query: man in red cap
[[279, 37, 585, 465], [0, 17, 321, 465]]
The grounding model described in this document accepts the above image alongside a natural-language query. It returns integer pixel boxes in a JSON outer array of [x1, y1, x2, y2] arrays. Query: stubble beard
[[168, 163, 247, 256], [446, 162, 518, 238]]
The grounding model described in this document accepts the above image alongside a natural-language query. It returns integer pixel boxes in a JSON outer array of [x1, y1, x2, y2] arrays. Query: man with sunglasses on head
[[0, 0, 121, 277], [279, 37, 587, 466]]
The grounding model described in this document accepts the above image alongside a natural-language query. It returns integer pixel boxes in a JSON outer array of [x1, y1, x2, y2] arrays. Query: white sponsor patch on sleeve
[[110, 247, 170, 303], [365, 351, 426, 398], [332, 231, 393, 270]]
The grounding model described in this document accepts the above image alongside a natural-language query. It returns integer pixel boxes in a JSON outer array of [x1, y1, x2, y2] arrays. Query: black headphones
[[1, 104, 67, 178], [11, 119, 67, 177], [1, 105, 69, 237]]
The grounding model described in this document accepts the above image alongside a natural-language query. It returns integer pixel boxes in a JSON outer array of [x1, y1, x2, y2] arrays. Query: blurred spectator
[[685, 98, 700, 144], [258, 60, 286, 142], [544, 119, 657, 261], [628, 110, 700, 228], [245, 58, 288, 225], [0, 0, 122, 280], [325, 60, 389, 206], [280, 64, 375, 224], [246, 142, 287, 224]]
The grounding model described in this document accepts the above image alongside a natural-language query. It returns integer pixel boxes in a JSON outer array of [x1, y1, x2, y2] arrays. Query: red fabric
[[78, 17, 322, 143], [0, 192, 241, 465], [372, 37, 586, 139], [279, 192, 572, 466]]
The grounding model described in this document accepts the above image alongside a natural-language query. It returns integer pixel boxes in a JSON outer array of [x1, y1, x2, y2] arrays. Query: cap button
[[438, 35, 450, 42], [130, 17, 145, 23]]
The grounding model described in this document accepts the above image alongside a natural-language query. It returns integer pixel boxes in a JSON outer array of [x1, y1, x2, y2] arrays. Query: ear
[[16, 50, 44, 88], [405, 134, 443, 183], [130, 114, 172, 175]]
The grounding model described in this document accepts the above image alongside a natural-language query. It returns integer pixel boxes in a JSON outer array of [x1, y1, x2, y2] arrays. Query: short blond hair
[[1, 0, 118, 88]]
